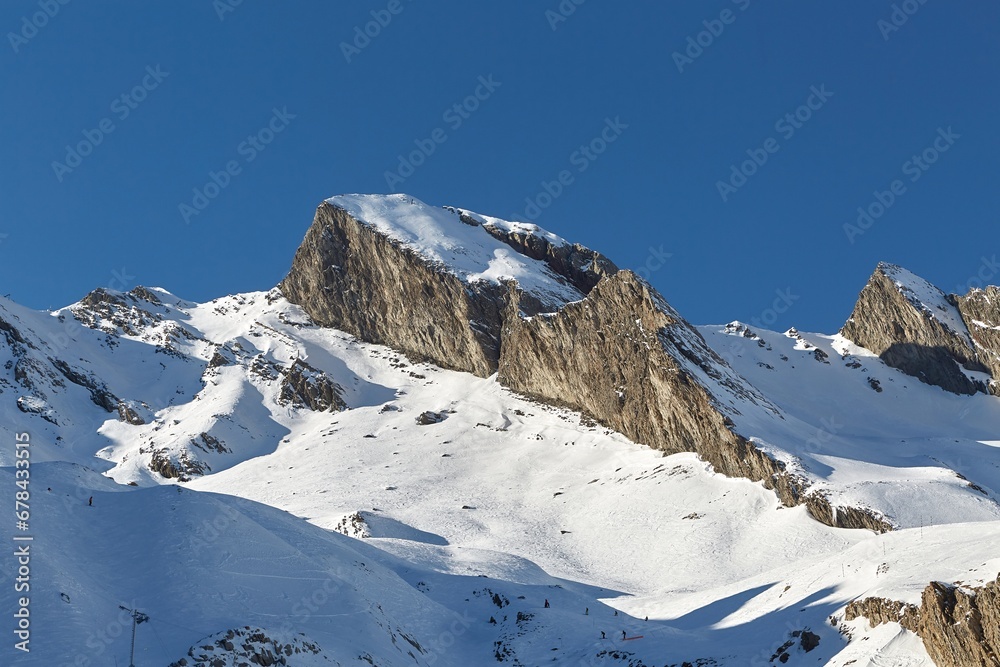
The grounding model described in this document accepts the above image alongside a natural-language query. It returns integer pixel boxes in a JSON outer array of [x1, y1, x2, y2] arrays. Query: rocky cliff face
[[844, 596, 920, 631], [500, 272, 787, 480], [279, 197, 611, 378], [499, 271, 892, 531], [841, 263, 989, 395], [955, 286, 1000, 395], [280, 201, 508, 377], [919, 577, 1000, 667], [848, 575, 1000, 667]]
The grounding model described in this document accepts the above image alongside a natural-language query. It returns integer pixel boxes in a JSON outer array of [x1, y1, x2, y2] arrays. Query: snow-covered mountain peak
[[875, 261, 970, 336], [325, 193, 585, 308]]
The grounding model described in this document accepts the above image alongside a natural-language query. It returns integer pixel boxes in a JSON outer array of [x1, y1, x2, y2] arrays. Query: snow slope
[[700, 322, 1000, 530], [1, 197, 999, 664]]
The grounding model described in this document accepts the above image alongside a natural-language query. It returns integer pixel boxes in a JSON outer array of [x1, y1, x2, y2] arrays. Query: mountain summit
[[841, 261, 1000, 395]]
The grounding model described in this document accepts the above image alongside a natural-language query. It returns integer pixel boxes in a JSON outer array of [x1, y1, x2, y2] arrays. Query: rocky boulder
[[278, 358, 345, 412]]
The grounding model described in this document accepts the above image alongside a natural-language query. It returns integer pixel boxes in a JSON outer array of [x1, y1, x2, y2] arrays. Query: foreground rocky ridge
[[847, 575, 1000, 666]]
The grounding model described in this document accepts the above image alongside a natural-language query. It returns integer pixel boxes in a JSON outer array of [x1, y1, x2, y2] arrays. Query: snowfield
[[1, 198, 999, 665]]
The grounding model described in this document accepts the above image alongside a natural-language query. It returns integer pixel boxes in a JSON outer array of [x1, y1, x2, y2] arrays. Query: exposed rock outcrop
[[955, 286, 1000, 395], [844, 596, 920, 631], [455, 208, 618, 293], [116, 400, 147, 425], [73, 287, 162, 336], [168, 626, 331, 667], [277, 358, 346, 412], [148, 448, 207, 481], [280, 201, 509, 376], [846, 574, 1000, 666], [804, 494, 894, 533], [841, 263, 989, 395], [920, 577, 1000, 667]]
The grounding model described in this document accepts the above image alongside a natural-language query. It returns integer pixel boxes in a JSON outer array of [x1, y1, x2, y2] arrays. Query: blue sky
[[2, 1, 997, 332]]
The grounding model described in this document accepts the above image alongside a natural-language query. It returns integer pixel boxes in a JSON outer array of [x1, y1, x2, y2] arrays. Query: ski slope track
[[1, 194, 999, 666]]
